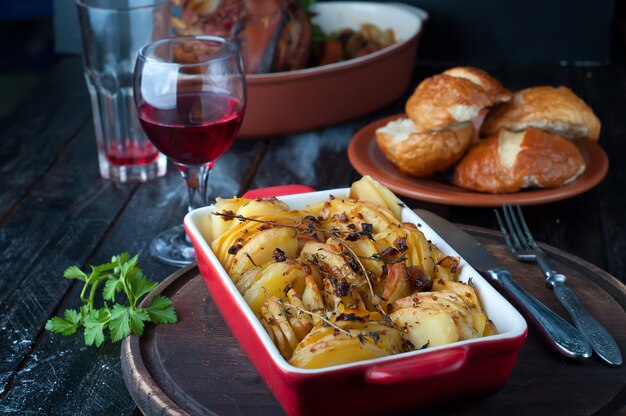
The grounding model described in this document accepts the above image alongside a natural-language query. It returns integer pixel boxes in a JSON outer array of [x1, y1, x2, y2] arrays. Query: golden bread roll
[[454, 127, 585, 193], [376, 118, 474, 177], [405, 67, 512, 131], [443, 67, 512, 104], [481, 86, 601, 142]]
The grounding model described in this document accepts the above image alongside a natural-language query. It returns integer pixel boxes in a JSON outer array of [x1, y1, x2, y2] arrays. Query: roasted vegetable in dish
[[314, 23, 396, 66], [171, 0, 395, 73], [206, 176, 496, 368]]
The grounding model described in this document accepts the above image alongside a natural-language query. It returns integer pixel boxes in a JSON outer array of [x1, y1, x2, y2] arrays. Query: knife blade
[[416, 209, 592, 361]]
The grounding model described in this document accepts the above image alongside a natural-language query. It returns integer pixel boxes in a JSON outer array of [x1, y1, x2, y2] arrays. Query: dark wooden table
[[0, 56, 625, 415]]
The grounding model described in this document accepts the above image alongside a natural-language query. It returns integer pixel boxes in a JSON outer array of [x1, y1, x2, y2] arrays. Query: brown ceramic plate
[[348, 114, 609, 207], [238, 2, 427, 139]]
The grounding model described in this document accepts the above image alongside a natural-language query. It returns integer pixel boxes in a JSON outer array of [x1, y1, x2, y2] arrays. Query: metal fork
[[496, 204, 622, 367]]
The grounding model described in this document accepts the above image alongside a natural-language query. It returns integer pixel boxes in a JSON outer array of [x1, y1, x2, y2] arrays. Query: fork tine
[[501, 205, 524, 249], [495, 208, 519, 254], [504, 204, 530, 249], [514, 204, 540, 250]]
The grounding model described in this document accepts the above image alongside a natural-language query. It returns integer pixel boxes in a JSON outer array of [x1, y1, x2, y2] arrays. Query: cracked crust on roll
[[481, 86, 601, 142], [405, 68, 512, 131], [443, 67, 512, 104], [454, 127, 586, 194], [376, 118, 474, 178]]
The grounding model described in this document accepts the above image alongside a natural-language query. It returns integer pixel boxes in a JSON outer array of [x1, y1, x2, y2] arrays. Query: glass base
[[98, 153, 167, 184], [150, 224, 196, 267]]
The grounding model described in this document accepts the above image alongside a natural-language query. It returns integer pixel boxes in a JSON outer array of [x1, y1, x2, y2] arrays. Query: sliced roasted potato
[[210, 197, 250, 241], [211, 211, 304, 263], [390, 290, 481, 342], [483, 320, 498, 336], [300, 241, 367, 288], [285, 289, 314, 340], [350, 175, 403, 220], [229, 227, 298, 277], [390, 307, 460, 349], [243, 261, 307, 315], [321, 199, 398, 237], [301, 274, 325, 320], [431, 279, 482, 311], [235, 198, 289, 218], [289, 320, 403, 369]]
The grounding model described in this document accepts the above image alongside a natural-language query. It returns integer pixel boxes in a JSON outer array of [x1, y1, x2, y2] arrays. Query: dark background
[[1, 0, 625, 119]]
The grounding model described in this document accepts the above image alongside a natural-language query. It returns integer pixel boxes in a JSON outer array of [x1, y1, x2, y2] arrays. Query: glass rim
[[76, 0, 169, 12], [138, 35, 239, 68]]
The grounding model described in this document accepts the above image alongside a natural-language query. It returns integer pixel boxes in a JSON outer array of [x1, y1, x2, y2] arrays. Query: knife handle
[[484, 267, 592, 361], [552, 281, 623, 366]]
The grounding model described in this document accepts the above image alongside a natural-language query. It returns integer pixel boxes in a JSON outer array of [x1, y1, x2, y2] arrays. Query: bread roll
[[481, 86, 601, 142], [405, 67, 512, 131], [454, 128, 585, 193], [443, 67, 512, 104], [376, 118, 474, 178]]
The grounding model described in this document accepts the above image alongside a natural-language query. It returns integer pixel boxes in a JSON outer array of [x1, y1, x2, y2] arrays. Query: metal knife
[[416, 209, 592, 361]]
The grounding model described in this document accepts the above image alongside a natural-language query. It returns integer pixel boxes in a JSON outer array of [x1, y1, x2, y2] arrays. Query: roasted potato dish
[[207, 176, 496, 368]]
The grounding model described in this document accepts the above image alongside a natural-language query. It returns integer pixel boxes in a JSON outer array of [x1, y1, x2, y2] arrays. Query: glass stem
[[177, 162, 214, 212]]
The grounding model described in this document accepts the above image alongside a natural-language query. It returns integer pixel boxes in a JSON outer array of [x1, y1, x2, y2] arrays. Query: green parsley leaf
[[64, 266, 87, 281], [128, 308, 150, 337], [64, 309, 82, 325], [109, 304, 131, 342], [103, 278, 123, 302], [128, 271, 158, 304], [84, 309, 109, 347], [145, 295, 178, 324], [46, 317, 79, 336]]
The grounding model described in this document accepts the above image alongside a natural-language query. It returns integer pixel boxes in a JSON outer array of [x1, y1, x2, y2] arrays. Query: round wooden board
[[121, 226, 626, 416]]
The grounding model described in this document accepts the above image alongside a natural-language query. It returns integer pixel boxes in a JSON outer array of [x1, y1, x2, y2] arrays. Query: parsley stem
[[88, 280, 100, 310], [80, 281, 90, 304]]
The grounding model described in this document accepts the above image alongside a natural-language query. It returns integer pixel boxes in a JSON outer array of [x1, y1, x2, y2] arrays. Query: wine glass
[[134, 36, 246, 266]]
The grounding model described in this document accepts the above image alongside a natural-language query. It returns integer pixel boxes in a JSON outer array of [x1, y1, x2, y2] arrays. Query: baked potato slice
[[243, 261, 307, 315], [235, 198, 289, 218], [289, 320, 403, 369], [301, 274, 325, 321], [211, 197, 250, 241], [390, 306, 460, 349], [300, 241, 366, 288], [229, 227, 298, 278], [349, 175, 403, 220]]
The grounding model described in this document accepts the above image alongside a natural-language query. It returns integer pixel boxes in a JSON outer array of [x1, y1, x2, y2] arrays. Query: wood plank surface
[[0, 125, 135, 396], [121, 226, 626, 416], [0, 58, 91, 221]]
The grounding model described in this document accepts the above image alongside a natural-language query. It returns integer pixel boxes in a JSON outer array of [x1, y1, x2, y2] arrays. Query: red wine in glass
[[137, 91, 243, 165], [105, 141, 160, 166]]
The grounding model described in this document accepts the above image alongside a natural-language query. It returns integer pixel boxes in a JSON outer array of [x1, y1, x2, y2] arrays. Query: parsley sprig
[[45, 253, 178, 347]]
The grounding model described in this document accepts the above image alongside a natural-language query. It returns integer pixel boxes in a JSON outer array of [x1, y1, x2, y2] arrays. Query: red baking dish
[[184, 186, 527, 416]]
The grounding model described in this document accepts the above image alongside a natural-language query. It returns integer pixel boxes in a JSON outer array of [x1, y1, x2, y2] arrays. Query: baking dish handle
[[242, 184, 316, 199], [364, 347, 468, 384]]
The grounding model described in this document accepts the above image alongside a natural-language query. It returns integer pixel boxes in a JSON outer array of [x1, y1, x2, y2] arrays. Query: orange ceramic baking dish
[[238, 2, 428, 138]]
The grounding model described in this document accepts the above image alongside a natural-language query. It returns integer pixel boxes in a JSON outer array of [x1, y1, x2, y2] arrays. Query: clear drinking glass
[[134, 36, 246, 266], [76, 0, 170, 183]]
